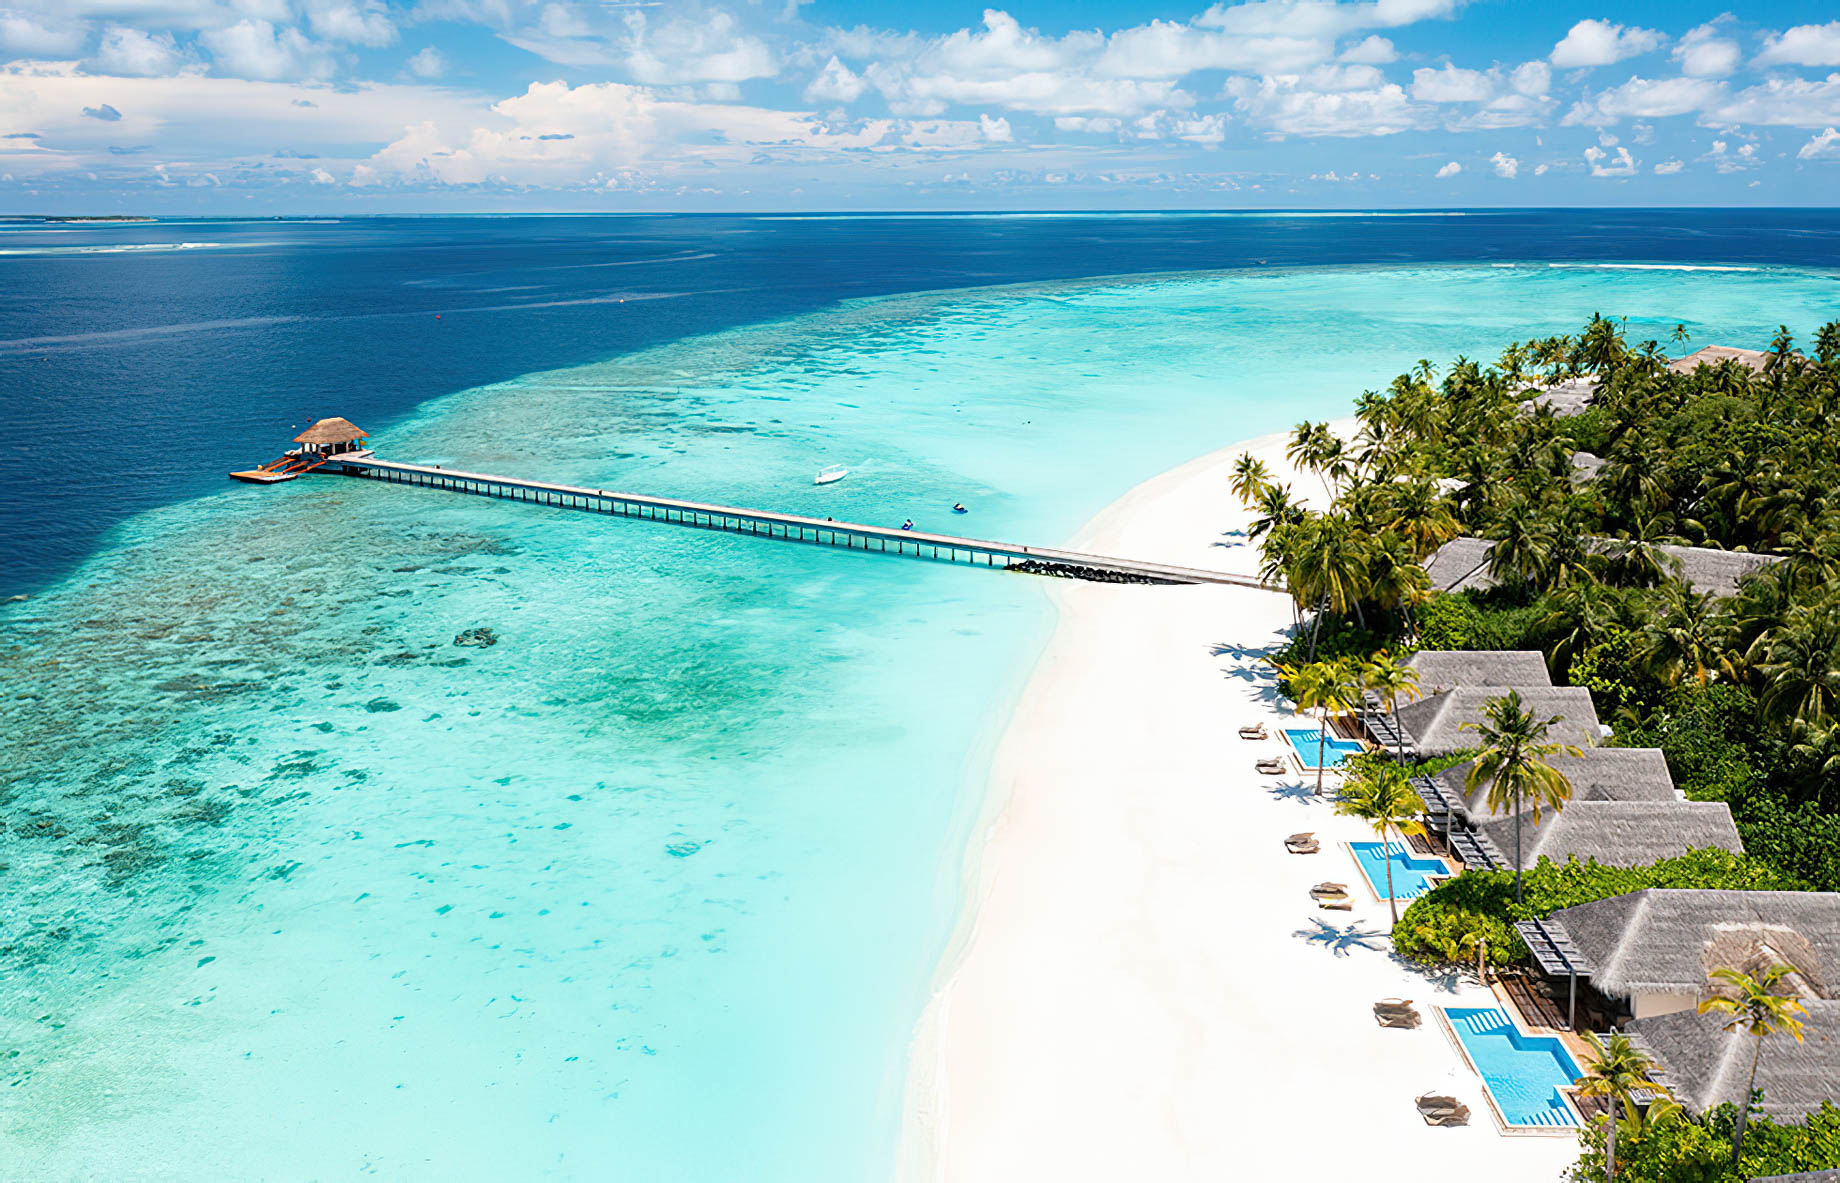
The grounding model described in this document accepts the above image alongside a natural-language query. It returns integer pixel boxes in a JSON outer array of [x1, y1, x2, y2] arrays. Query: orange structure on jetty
[[229, 417, 370, 483]]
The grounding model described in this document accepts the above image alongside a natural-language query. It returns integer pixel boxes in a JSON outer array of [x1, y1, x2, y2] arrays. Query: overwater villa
[[230, 417, 371, 483], [1422, 535, 1784, 599]]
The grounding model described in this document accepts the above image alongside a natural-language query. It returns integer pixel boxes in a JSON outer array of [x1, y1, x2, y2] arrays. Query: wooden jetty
[[242, 419, 1279, 590]]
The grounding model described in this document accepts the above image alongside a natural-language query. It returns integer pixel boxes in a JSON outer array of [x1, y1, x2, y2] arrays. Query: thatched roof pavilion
[[1545, 889, 1840, 1019], [1471, 800, 1743, 872], [1524, 376, 1598, 416], [1432, 746, 1678, 822], [1668, 345, 1771, 375], [1394, 685, 1600, 757], [1403, 649, 1551, 695], [1628, 1000, 1840, 1119], [293, 417, 369, 447], [1421, 535, 1782, 598]]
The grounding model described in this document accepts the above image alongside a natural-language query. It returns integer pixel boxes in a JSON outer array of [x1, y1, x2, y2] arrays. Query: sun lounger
[[1416, 1095, 1470, 1126], [1374, 1000, 1421, 1028], [1309, 882, 1348, 898], [1255, 757, 1287, 775], [1318, 898, 1352, 911], [1284, 835, 1320, 855], [1239, 723, 1268, 740]]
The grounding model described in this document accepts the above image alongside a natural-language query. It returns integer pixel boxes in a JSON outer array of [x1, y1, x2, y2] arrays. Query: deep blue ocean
[[3, 211, 1840, 1180], [7, 208, 1840, 595]]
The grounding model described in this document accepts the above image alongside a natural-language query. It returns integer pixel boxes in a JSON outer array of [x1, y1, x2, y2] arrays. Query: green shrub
[[1569, 1102, 1840, 1183], [1414, 591, 1543, 652]]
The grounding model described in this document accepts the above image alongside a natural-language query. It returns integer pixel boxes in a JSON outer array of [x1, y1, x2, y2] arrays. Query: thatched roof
[[1750, 1172, 1840, 1183], [1571, 451, 1605, 483], [1628, 1000, 1840, 1119], [1422, 537, 1498, 594], [1436, 746, 1678, 822], [1668, 345, 1771, 375], [1525, 376, 1598, 417], [294, 417, 368, 445], [1404, 649, 1551, 694], [1421, 536, 1781, 599], [1473, 800, 1743, 871], [1395, 685, 1600, 757], [1550, 889, 1840, 1000]]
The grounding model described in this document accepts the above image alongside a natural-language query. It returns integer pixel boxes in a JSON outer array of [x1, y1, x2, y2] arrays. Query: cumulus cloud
[[1226, 72, 1421, 136], [0, 10, 87, 56], [1563, 75, 1725, 127], [1755, 22, 1840, 68], [804, 55, 865, 103], [1434, 159, 1459, 177], [1702, 138, 1759, 173], [1800, 128, 1840, 159], [1711, 74, 1840, 128], [1584, 143, 1637, 176], [201, 20, 339, 81], [1411, 63, 1492, 103], [1672, 20, 1739, 77], [93, 26, 187, 77], [1654, 158, 1683, 173], [82, 102, 123, 121], [1511, 60, 1551, 96], [1490, 149, 1517, 177], [304, 0, 396, 48], [1338, 35, 1395, 64], [406, 47, 445, 78], [1551, 19, 1665, 69]]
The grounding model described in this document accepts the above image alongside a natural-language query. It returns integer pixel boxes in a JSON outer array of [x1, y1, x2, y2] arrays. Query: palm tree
[[1380, 478, 1461, 560], [1462, 690, 1582, 903], [1362, 652, 1421, 762], [1334, 762, 1426, 924], [1247, 483, 1303, 544], [1274, 657, 1357, 797], [1698, 964, 1810, 1167], [1287, 420, 1344, 502], [1636, 580, 1720, 688], [1229, 453, 1271, 509], [1671, 322, 1691, 348], [1575, 1030, 1681, 1182], [1756, 602, 1840, 728], [1538, 581, 1624, 681]]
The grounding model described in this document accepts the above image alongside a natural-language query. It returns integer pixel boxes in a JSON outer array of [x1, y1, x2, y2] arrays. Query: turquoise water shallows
[[1445, 1007, 1583, 1128], [1350, 841, 1451, 901], [1283, 727, 1366, 769], [5, 265, 1840, 1180]]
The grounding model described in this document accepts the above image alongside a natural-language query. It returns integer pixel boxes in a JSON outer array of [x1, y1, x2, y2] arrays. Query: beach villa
[[1423, 536, 1783, 599], [1467, 800, 1744, 872], [1625, 1002, 1840, 1121], [1392, 685, 1601, 759], [1667, 345, 1774, 375]]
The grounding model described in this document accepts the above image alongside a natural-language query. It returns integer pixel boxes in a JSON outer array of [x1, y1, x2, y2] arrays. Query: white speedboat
[[814, 464, 848, 486]]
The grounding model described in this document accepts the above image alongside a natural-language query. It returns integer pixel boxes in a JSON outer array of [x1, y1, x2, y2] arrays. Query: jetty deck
[[321, 452, 1275, 590]]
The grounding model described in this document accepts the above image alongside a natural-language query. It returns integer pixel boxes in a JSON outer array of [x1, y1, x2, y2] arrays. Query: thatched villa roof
[[1473, 800, 1743, 872], [1395, 685, 1600, 757], [1668, 345, 1771, 375], [1421, 536, 1781, 599], [1570, 451, 1605, 483], [294, 417, 368, 445], [1549, 889, 1840, 1000], [1435, 746, 1678, 823], [1750, 1172, 1840, 1183], [1525, 376, 1598, 417], [1404, 649, 1551, 695], [1628, 1000, 1840, 1119]]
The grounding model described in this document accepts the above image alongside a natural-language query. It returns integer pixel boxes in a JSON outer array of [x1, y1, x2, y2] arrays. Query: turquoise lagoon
[[4, 265, 1839, 1179]]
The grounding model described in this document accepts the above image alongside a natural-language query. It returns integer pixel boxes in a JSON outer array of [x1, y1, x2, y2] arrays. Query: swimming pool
[[1283, 727, 1365, 769], [1443, 1007, 1582, 1128], [1349, 841, 1449, 901]]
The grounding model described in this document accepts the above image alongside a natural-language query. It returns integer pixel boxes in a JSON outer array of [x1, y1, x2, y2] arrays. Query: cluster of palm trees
[[1574, 963, 1809, 1180], [1269, 651, 1421, 797]]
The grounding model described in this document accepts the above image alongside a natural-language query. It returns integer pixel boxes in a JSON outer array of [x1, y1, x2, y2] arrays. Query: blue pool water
[[1444, 1007, 1583, 1128], [1284, 727, 1366, 769], [1350, 841, 1451, 901]]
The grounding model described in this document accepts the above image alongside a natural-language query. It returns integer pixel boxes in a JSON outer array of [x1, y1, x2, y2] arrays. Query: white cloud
[[1584, 143, 1636, 176], [1054, 115, 1121, 134], [1197, 0, 1464, 40], [1711, 74, 1840, 128], [1702, 138, 1759, 173], [0, 11, 88, 56], [1672, 21, 1738, 77], [1095, 19, 1326, 78], [622, 10, 775, 85], [406, 47, 445, 78], [1411, 63, 1492, 103], [1337, 35, 1395, 64], [1755, 22, 1840, 68], [803, 55, 864, 103], [304, 0, 396, 48], [200, 20, 338, 81], [93, 25, 186, 76], [1489, 149, 1517, 177], [1800, 127, 1840, 159], [1653, 158, 1683, 173], [1551, 19, 1665, 69], [1562, 75, 1724, 127], [1434, 159, 1459, 177], [1226, 72, 1422, 136], [310, 165, 335, 182], [1510, 60, 1550, 96]]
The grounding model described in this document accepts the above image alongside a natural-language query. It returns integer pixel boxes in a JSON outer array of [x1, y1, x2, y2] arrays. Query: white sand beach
[[898, 425, 1579, 1182]]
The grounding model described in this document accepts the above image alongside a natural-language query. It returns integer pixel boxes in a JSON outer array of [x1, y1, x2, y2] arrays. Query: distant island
[[44, 215, 156, 223]]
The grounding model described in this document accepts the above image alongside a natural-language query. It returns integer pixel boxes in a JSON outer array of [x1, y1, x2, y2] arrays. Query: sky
[[1, 0, 1839, 210]]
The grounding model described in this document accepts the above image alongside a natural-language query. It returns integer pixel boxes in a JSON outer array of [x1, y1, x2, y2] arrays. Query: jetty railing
[[323, 454, 1278, 590]]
